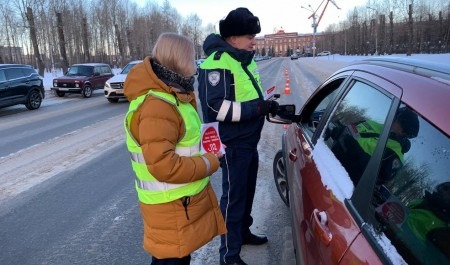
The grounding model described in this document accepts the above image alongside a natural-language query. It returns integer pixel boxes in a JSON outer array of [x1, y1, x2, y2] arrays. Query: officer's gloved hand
[[257, 100, 279, 116]]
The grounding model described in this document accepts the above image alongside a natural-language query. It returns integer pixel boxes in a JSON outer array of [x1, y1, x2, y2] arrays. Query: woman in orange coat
[[124, 32, 226, 265]]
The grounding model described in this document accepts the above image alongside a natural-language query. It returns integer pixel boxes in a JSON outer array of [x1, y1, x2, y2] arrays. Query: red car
[[270, 57, 450, 265], [52, 63, 114, 98]]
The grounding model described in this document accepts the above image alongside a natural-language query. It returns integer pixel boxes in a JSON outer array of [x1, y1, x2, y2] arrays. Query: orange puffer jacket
[[124, 56, 226, 258]]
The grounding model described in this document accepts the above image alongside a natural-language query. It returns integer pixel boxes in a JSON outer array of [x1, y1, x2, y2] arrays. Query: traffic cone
[[284, 81, 291, 94], [283, 124, 289, 129], [284, 70, 288, 77], [286, 78, 290, 83]]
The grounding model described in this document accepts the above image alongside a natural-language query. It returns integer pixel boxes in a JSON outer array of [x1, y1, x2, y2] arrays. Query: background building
[[255, 29, 323, 57]]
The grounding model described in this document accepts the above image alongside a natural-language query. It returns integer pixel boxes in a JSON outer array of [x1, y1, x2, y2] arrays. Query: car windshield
[[120, 63, 138, 74], [67, 66, 94, 76]]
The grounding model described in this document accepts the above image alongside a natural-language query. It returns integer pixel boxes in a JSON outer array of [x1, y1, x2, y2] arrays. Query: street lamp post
[[367, 6, 378, 56], [301, 5, 317, 57]]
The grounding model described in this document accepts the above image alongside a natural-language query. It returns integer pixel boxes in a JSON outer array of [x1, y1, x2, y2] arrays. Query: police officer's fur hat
[[396, 107, 419, 138], [219, 7, 261, 38]]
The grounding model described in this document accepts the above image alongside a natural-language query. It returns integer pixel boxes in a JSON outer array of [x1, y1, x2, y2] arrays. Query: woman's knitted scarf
[[151, 59, 194, 92]]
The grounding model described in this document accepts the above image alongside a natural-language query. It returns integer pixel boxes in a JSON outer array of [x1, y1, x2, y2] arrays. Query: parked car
[[269, 57, 450, 265], [317, 51, 332, 56], [290, 53, 299, 60], [51, 63, 114, 98], [0, 64, 45, 110], [104, 60, 142, 103]]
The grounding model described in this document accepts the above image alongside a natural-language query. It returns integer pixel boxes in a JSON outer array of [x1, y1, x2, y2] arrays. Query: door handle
[[311, 209, 332, 246], [288, 148, 297, 161]]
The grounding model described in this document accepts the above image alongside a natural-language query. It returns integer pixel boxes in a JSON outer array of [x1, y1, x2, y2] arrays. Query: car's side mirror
[[266, 104, 300, 124]]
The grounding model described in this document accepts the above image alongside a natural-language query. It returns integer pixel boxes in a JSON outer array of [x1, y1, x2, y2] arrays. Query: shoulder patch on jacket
[[208, 71, 220, 86]]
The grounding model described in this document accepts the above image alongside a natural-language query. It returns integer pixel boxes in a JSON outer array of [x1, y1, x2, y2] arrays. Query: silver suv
[[104, 60, 142, 103]]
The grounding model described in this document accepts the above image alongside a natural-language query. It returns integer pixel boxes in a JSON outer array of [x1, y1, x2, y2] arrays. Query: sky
[[132, 0, 370, 35]]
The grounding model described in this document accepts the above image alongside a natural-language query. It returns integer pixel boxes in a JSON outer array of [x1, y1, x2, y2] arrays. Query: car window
[[371, 105, 450, 264], [0, 70, 6, 82], [103, 66, 112, 74], [121, 63, 137, 74], [323, 80, 392, 186], [68, 66, 93, 76], [21, 67, 35, 77], [5, 68, 25, 80], [300, 78, 344, 138]]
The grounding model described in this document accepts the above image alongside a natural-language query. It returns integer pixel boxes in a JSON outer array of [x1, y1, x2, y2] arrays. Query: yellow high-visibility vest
[[124, 90, 209, 204]]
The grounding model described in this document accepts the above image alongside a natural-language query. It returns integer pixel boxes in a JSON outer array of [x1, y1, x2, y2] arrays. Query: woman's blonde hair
[[152, 32, 196, 77]]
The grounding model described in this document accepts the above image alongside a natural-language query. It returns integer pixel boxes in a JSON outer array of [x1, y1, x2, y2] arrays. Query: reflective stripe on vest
[[124, 90, 209, 204]]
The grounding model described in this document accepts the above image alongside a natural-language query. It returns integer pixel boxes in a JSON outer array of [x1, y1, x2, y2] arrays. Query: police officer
[[197, 7, 279, 265]]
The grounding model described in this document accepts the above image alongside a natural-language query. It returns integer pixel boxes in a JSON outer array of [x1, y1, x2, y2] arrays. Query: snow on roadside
[[0, 115, 124, 204], [315, 53, 450, 64]]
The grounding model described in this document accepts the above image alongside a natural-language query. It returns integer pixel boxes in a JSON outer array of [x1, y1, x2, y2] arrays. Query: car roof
[[70, 63, 110, 67], [0, 64, 33, 69], [342, 57, 450, 135], [128, 60, 143, 64]]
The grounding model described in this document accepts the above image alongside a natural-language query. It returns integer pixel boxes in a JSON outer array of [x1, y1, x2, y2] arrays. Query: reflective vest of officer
[[348, 120, 404, 162], [124, 90, 209, 204], [406, 199, 447, 241], [202, 51, 263, 104]]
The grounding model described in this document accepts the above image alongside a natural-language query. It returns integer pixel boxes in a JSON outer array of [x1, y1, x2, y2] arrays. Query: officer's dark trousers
[[219, 147, 259, 263], [151, 255, 190, 265]]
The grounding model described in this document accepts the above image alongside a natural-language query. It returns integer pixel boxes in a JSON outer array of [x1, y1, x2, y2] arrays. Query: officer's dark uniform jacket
[[198, 34, 264, 149]]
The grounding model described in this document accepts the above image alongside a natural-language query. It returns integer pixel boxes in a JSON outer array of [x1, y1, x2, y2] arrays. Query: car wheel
[[55, 91, 65, 97], [82, 86, 92, 98], [107, 98, 119, 103], [273, 150, 289, 207], [25, 90, 42, 110]]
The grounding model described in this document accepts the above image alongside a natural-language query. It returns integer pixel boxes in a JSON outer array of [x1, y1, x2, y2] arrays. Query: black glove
[[257, 100, 279, 116]]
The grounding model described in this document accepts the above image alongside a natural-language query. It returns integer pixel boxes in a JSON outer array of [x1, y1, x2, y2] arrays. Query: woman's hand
[[214, 144, 226, 159], [215, 152, 224, 159]]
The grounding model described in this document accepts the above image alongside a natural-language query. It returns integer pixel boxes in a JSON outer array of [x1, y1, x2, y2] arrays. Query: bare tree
[[56, 12, 69, 72], [182, 14, 203, 59], [407, 4, 414, 55], [26, 6, 45, 75]]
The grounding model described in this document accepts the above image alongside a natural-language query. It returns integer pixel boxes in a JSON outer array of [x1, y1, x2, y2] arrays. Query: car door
[[91, 66, 103, 89], [99, 66, 113, 88], [292, 71, 399, 265], [286, 74, 352, 265], [0, 69, 10, 107], [3, 68, 28, 105]]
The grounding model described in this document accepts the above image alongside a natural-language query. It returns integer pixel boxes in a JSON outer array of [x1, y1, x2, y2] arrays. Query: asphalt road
[[0, 57, 344, 265]]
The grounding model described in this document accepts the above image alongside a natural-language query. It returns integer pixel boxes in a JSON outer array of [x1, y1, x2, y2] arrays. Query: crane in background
[[301, 0, 340, 57]]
